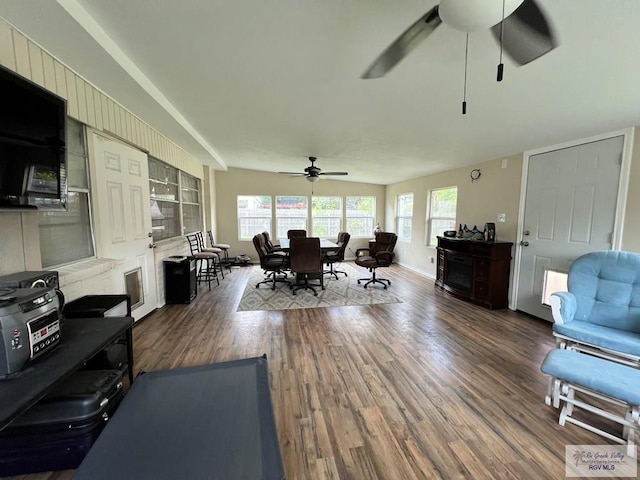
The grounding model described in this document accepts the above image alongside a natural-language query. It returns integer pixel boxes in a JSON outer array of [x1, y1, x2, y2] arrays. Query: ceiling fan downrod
[[497, 0, 506, 82]]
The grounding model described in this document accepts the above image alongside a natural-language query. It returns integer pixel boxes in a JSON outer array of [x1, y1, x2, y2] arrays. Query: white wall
[[215, 167, 386, 261]]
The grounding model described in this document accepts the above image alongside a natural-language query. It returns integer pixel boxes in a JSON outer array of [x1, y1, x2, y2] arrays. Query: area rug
[[237, 263, 401, 312]]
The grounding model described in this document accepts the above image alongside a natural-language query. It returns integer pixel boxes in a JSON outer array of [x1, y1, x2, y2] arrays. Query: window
[[275, 196, 307, 238], [38, 118, 95, 267], [237, 195, 272, 240], [396, 193, 414, 241], [312, 196, 342, 237], [149, 158, 180, 241], [427, 186, 457, 246], [180, 171, 201, 235], [149, 158, 202, 240], [346, 196, 376, 237]]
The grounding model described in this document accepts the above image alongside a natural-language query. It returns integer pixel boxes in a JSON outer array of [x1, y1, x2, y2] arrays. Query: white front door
[[90, 133, 157, 321], [515, 135, 624, 320]]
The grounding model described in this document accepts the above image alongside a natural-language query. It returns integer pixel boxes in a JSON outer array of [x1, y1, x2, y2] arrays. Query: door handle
[[520, 241, 529, 247], [149, 243, 156, 249]]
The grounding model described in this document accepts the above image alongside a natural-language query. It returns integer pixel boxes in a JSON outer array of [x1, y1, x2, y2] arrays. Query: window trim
[[396, 192, 414, 242], [237, 195, 273, 241], [311, 196, 342, 238], [345, 196, 376, 238], [275, 195, 308, 238], [38, 118, 96, 268], [426, 186, 458, 247], [148, 157, 202, 241]]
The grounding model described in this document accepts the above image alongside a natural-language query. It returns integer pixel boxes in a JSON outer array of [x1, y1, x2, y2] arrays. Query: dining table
[[278, 238, 339, 252]]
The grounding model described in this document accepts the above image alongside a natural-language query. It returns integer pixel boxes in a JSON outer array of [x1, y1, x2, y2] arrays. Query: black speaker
[[164, 257, 197, 304]]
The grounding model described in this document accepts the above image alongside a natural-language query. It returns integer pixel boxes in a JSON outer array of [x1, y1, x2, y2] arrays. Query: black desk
[[0, 316, 134, 431]]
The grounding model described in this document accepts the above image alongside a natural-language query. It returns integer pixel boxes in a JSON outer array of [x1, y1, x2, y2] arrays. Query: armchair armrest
[[265, 252, 288, 265], [375, 251, 394, 266], [355, 248, 371, 257], [549, 291, 577, 325]]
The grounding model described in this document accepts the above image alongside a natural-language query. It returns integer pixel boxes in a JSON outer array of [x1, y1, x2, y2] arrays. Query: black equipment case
[[0, 369, 124, 477]]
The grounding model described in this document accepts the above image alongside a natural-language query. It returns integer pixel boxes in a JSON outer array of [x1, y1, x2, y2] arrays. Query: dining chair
[[289, 237, 324, 296], [262, 231, 282, 253], [354, 231, 397, 289], [252, 233, 290, 290], [286, 229, 307, 239], [324, 231, 351, 279]]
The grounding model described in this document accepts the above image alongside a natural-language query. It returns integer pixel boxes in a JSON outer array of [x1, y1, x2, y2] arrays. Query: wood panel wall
[[0, 17, 203, 179]]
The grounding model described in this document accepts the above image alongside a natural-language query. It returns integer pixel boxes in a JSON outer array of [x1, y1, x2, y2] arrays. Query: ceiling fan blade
[[278, 171, 306, 176], [319, 172, 348, 176], [491, 0, 557, 66], [361, 6, 442, 79]]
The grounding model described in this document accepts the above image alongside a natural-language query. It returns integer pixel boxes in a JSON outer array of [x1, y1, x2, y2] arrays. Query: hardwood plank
[[10, 263, 610, 480]]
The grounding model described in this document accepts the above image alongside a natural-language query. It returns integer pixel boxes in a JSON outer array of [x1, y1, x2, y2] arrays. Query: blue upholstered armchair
[[550, 250, 640, 366]]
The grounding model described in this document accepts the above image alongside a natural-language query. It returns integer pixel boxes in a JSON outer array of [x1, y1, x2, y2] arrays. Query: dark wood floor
[[9, 263, 615, 479]]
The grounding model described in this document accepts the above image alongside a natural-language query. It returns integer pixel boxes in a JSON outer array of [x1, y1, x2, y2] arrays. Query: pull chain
[[497, 0, 505, 82], [462, 33, 469, 115]]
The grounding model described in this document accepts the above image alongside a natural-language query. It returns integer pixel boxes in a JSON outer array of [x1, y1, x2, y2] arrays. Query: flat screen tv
[[0, 64, 66, 210]]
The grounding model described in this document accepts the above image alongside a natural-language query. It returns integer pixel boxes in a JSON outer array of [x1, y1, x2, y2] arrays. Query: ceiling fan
[[279, 157, 348, 183], [361, 0, 558, 79]]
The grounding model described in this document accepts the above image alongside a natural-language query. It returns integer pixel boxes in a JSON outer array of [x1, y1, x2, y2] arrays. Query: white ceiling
[[1, 0, 639, 185]]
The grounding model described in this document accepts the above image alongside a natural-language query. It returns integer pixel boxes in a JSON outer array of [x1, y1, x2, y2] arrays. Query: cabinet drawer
[[474, 281, 488, 298], [474, 260, 490, 280]]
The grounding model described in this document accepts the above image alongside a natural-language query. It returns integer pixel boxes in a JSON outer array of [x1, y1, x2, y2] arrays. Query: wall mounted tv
[[0, 64, 67, 210]]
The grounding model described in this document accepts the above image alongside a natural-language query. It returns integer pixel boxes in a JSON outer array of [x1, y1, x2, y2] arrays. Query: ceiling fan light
[[439, 0, 524, 32], [307, 176, 320, 183]]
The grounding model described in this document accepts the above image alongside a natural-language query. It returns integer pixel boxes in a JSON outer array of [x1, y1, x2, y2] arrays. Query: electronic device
[[0, 287, 62, 378], [0, 64, 67, 210], [0, 271, 59, 290]]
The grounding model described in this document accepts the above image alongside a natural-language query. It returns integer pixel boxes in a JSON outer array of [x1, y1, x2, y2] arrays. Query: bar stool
[[186, 234, 219, 290], [207, 231, 232, 273], [196, 232, 225, 279]]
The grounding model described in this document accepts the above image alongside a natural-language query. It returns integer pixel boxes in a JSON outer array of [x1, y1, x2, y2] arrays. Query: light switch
[[498, 213, 506, 223]]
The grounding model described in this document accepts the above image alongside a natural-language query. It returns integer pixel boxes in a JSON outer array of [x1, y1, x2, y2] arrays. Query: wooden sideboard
[[435, 236, 513, 310]]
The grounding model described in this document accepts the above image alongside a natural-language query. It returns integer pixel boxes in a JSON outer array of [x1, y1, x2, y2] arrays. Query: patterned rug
[[237, 262, 401, 312]]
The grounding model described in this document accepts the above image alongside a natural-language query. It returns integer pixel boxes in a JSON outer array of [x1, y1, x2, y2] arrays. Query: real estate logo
[[565, 445, 637, 477]]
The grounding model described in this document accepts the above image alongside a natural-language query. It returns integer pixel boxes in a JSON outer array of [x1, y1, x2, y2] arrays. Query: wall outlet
[[497, 213, 506, 223]]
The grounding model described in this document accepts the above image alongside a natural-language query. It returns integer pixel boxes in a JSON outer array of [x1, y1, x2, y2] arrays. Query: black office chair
[[355, 232, 397, 289], [286, 229, 307, 239], [324, 231, 350, 279], [262, 231, 282, 253], [252, 234, 289, 290], [289, 237, 324, 296]]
